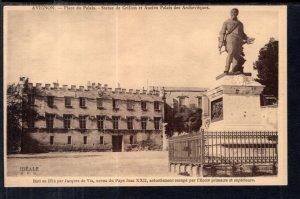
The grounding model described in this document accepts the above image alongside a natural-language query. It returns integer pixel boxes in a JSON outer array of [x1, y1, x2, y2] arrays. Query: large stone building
[[23, 82, 164, 152]]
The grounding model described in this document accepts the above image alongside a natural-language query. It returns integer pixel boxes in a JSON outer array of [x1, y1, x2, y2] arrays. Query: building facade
[[148, 86, 208, 142], [160, 87, 209, 114], [23, 82, 164, 152]]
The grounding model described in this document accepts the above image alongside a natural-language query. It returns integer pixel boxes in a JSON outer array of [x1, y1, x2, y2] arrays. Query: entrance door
[[112, 135, 123, 152]]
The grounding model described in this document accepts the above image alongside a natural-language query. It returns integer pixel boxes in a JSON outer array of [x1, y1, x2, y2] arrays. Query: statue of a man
[[218, 8, 254, 74]]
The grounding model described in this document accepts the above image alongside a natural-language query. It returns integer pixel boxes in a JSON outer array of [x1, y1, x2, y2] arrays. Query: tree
[[7, 78, 40, 154], [165, 104, 202, 136], [253, 38, 278, 98], [7, 82, 23, 153]]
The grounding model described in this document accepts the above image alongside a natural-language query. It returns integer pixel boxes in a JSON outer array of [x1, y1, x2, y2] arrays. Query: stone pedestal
[[206, 74, 265, 131]]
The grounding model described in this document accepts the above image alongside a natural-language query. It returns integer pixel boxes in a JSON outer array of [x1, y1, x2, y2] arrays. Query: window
[[28, 94, 35, 106], [178, 97, 186, 112], [127, 117, 133, 130], [112, 116, 119, 130], [97, 98, 104, 109], [141, 101, 147, 111], [127, 100, 134, 110], [179, 97, 185, 107], [198, 97, 202, 109], [68, 136, 72, 144], [63, 114, 72, 129], [47, 96, 54, 107], [154, 117, 161, 130], [154, 101, 160, 111], [97, 116, 105, 130], [130, 135, 134, 144], [100, 136, 104, 144], [141, 117, 147, 130], [79, 97, 86, 108], [46, 114, 54, 129], [50, 136, 54, 145], [79, 115, 86, 129], [65, 97, 72, 107], [112, 99, 119, 109], [83, 136, 87, 144]]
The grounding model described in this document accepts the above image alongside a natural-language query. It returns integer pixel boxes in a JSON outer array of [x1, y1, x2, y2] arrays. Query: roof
[[32, 89, 163, 102]]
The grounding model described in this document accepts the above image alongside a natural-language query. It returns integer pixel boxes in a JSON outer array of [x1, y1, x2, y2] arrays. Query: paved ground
[[7, 151, 178, 177]]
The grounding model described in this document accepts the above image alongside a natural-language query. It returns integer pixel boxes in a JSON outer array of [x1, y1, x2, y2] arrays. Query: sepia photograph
[[3, 5, 287, 187]]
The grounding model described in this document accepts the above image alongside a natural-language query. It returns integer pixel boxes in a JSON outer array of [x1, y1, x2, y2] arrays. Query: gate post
[[197, 165, 204, 177], [272, 163, 278, 175], [190, 165, 194, 177]]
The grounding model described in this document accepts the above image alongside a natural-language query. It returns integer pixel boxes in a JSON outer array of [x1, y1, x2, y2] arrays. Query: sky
[[5, 6, 283, 90]]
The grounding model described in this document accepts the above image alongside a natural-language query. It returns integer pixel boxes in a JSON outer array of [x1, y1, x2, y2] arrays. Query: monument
[[206, 8, 267, 131], [218, 8, 255, 76]]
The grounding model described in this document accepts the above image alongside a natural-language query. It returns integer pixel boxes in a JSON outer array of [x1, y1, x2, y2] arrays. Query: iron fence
[[168, 131, 278, 166]]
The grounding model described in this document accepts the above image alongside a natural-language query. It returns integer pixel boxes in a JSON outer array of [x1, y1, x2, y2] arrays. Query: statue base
[[206, 73, 267, 131], [216, 72, 252, 80]]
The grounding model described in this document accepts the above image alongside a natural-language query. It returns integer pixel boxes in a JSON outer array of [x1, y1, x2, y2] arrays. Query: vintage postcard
[[3, 5, 287, 187]]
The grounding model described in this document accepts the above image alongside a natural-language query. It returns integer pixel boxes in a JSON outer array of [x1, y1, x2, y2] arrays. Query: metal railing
[[169, 131, 278, 166]]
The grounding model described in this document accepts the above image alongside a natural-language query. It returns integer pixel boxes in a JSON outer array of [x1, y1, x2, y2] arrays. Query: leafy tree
[[253, 38, 278, 98], [165, 104, 202, 136], [7, 78, 40, 154]]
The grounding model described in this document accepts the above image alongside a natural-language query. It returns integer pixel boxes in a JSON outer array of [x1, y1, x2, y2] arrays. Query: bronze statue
[[218, 8, 255, 74]]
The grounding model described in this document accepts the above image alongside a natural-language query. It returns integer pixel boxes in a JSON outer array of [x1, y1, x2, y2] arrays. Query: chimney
[[71, 85, 76, 91], [53, 83, 59, 89], [79, 86, 84, 91], [45, 84, 51, 90], [63, 85, 68, 91], [36, 83, 42, 89]]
